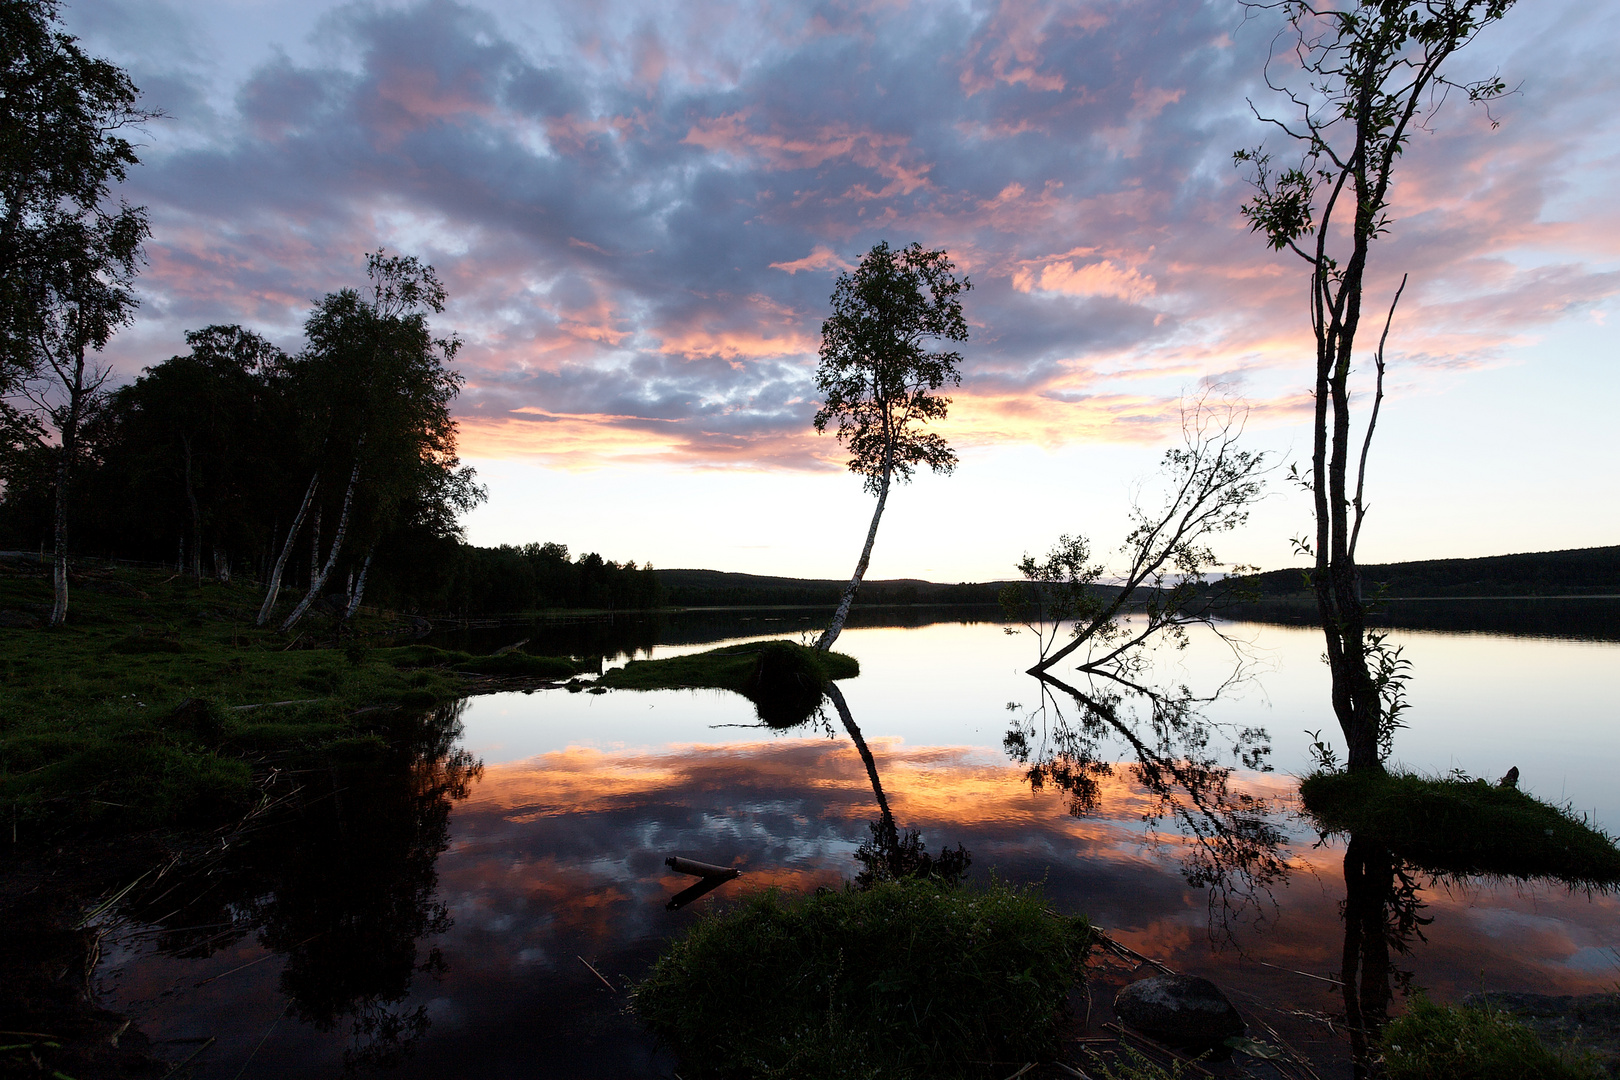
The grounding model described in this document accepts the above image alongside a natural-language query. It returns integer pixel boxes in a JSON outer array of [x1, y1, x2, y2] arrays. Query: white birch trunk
[[344, 549, 374, 621], [308, 507, 321, 587], [256, 472, 320, 627], [47, 348, 89, 628], [279, 459, 360, 632], [815, 456, 893, 652]]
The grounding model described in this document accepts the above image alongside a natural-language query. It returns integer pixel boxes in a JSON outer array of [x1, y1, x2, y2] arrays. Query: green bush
[[633, 878, 1091, 1079], [1299, 768, 1620, 887], [1381, 995, 1603, 1080]]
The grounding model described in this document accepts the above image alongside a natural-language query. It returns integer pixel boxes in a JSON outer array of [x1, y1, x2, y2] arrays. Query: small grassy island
[[598, 639, 859, 724], [1298, 768, 1620, 888]]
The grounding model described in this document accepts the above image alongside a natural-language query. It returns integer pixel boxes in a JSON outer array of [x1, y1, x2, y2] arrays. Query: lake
[[95, 605, 1620, 1077]]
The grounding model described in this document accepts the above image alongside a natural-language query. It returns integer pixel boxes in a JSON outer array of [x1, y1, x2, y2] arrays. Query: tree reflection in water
[[124, 702, 481, 1071], [1338, 835, 1430, 1077], [1005, 669, 1288, 929], [823, 683, 971, 887]]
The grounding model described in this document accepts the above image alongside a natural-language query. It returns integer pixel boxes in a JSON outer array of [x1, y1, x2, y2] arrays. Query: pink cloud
[[769, 245, 855, 274]]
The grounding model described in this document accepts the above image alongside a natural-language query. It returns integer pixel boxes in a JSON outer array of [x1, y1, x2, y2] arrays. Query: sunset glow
[[64, 0, 1620, 575]]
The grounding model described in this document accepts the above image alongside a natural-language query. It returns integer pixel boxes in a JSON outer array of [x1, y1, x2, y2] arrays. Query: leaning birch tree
[[811, 241, 970, 652], [1235, 0, 1515, 770]]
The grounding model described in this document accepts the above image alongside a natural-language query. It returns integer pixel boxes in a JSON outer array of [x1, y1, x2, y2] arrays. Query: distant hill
[[654, 569, 1007, 608], [657, 545, 1620, 609], [1249, 545, 1620, 598]]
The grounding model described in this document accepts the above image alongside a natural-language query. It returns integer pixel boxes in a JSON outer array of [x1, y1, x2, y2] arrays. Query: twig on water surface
[[231, 1002, 290, 1080], [1254, 960, 1345, 987], [75, 868, 154, 929], [193, 935, 318, 988], [578, 955, 616, 992], [1052, 1063, 1099, 1080], [1249, 1015, 1325, 1080], [1088, 927, 1176, 976], [159, 1035, 215, 1079], [1001, 1063, 1036, 1080]]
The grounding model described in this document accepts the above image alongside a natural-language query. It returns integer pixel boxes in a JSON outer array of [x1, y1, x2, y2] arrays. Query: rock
[[1115, 974, 1244, 1045], [0, 609, 41, 628]]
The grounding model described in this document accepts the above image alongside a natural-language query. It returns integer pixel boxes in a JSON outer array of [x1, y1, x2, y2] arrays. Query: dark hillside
[[1249, 545, 1620, 598], [655, 569, 1006, 607]]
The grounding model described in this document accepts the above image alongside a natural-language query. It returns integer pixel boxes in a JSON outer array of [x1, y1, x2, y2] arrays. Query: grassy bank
[[598, 640, 858, 725], [0, 560, 588, 840], [633, 879, 1091, 1079], [1380, 995, 1604, 1080], [1299, 768, 1620, 887]]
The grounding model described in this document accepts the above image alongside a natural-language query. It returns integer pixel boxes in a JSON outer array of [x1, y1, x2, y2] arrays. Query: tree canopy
[[813, 241, 971, 493]]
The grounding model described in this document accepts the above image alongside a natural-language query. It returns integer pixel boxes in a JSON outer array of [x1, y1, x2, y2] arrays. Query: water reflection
[[823, 683, 972, 887], [81, 619, 1620, 1078], [120, 704, 480, 1071], [1005, 669, 1289, 929]]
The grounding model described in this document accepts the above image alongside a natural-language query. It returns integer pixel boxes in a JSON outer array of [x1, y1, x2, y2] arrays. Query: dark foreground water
[[93, 606, 1620, 1077]]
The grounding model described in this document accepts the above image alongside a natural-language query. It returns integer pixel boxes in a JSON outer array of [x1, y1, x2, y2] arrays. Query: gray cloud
[[62, 0, 1620, 464]]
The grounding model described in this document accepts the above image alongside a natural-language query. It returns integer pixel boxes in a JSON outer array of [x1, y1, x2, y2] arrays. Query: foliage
[[812, 241, 971, 651], [853, 819, 971, 889], [633, 878, 1092, 1080], [813, 241, 970, 492], [1006, 397, 1265, 678], [1235, 0, 1517, 768], [1380, 994, 1604, 1080], [1298, 768, 1620, 887], [0, 0, 153, 386], [1008, 672, 1286, 922]]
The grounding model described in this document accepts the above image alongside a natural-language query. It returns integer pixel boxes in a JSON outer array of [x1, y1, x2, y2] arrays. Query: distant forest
[[1248, 546, 1620, 599]]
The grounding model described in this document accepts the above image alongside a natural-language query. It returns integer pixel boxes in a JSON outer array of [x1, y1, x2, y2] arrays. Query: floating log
[[666, 856, 741, 880]]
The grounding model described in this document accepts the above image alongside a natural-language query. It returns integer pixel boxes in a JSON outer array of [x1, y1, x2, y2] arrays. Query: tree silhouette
[[811, 241, 970, 652]]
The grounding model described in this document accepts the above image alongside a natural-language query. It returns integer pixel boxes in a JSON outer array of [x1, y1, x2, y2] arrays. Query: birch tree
[[264, 252, 472, 631], [1, 0, 152, 388], [1, 0, 150, 625], [812, 241, 970, 652], [1235, 0, 1515, 769], [1006, 399, 1266, 681]]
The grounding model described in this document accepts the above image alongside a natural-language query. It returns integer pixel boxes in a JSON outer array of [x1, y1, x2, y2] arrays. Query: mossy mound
[[454, 652, 593, 679], [633, 879, 1091, 1079], [1380, 995, 1604, 1080], [1299, 769, 1620, 887], [598, 641, 858, 726]]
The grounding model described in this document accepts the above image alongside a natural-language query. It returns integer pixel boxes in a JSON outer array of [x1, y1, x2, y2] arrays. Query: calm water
[[96, 609, 1620, 1077]]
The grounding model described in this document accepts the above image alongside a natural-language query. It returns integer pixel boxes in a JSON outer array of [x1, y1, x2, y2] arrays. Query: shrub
[[633, 878, 1091, 1079]]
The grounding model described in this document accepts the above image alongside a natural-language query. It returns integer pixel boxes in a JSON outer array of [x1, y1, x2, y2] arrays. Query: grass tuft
[[1380, 995, 1604, 1080], [633, 878, 1091, 1079], [1298, 768, 1620, 887]]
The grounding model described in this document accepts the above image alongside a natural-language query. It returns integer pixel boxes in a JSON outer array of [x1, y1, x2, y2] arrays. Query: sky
[[57, 0, 1620, 581]]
